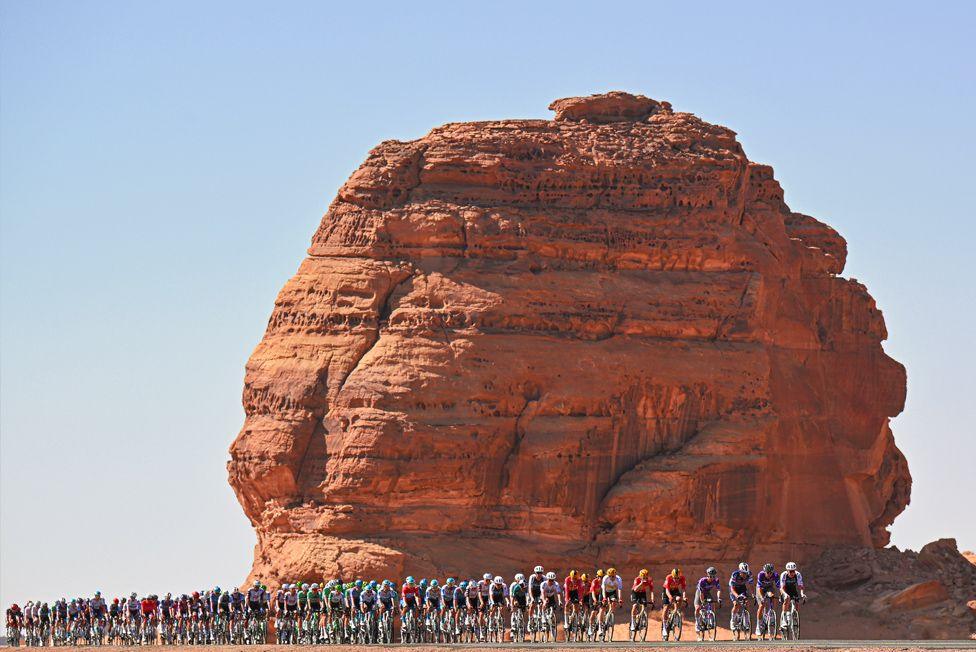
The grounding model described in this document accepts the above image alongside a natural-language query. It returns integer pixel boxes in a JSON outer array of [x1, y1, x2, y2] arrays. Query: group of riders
[[5, 561, 807, 645]]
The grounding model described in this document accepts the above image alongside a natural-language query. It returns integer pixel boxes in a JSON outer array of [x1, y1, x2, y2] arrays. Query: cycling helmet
[[253, 580, 260, 587], [459, 581, 468, 589], [165, 593, 171, 598], [639, 569, 648, 577], [311, 583, 319, 589], [430, 579, 439, 587], [580, 573, 588, 581], [131, 592, 137, 599], [193, 592, 200, 599], [113, 598, 119, 605], [596, 569, 604, 577], [301, 583, 308, 590], [493, 576, 503, 584], [706, 567, 717, 576], [785, 562, 797, 571], [214, 586, 221, 593], [406, 576, 415, 584], [483, 573, 492, 580], [368, 581, 377, 590], [355, 579, 363, 588], [382, 580, 391, 588], [738, 562, 749, 573], [533, 565, 544, 574], [446, 577, 455, 584], [763, 563, 774, 573], [95, 591, 101, 596], [569, 569, 577, 578], [671, 568, 680, 578], [546, 572, 556, 580], [514, 573, 525, 582], [70, 599, 77, 605], [608, 567, 617, 575]]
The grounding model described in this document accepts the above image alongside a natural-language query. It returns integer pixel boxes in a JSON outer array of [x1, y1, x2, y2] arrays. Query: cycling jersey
[[489, 582, 508, 605], [601, 575, 623, 597], [756, 570, 780, 592], [697, 576, 721, 595], [360, 589, 377, 608], [663, 575, 686, 592], [780, 571, 804, 599], [564, 576, 584, 601], [441, 585, 456, 607], [540, 579, 561, 597], [528, 573, 545, 598], [729, 570, 753, 592], [632, 577, 653, 593]]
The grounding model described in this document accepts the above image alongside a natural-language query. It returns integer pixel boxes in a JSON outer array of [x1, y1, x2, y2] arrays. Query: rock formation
[[228, 92, 911, 583]]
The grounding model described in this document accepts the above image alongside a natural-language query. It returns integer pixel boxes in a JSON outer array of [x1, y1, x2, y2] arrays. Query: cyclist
[[730, 563, 754, 640], [477, 573, 493, 632], [6, 603, 23, 639], [377, 579, 397, 618], [247, 581, 265, 620], [779, 562, 806, 630], [540, 571, 562, 634], [343, 581, 361, 633], [463, 577, 480, 630], [527, 566, 545, 625], [694, 567, 722, 639], [296, 583, 310, 635], [360, 581, 378, 635], [600, 568, 622, 631], [563, 570, 584, 630], [400, 576, 420, 615], [54, 598, 68, 635], [424, 579, 441, 631], [588, 570, 604, 633], [441, 578, 460, 634], [90, 591, 106, 634], [661, 568, 686, 624], [159, 592, 176, 639], [630, 569, 654, 632], [125, 593, 141, 632], [217, 586, 232, 636], [755, 563, 780, 638], [508, 574, 528, 639], [486, 576, 508, 637], [326, 581, 346, 632]]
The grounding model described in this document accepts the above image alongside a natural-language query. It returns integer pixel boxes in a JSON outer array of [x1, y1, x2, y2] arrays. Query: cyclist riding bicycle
[[423, 579, 441, 620], [563, 570, 584, 629], [755, 563, 780, 637], [400, 576, 420, 615], [601, 568, 622, 615], [588, 570, 604, 632], [247, 581, 265, 618], [527, 566, 545, 623], [730, 563, 754, 640], [442, 578, 461, 631], [540, 571, 563, 629], [509, 574, 527, 638], [377, 580, 397, 617], [487, 575, 508, 633], [661, 568, 687, 624], [630, 569, 654, 631], [779, 562, 806, 630], [694, 567, 722, 635]]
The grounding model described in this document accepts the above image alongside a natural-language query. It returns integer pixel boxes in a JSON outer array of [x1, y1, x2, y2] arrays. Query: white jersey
[[540, 579, 561, 597], [779, 571, 804, 589], [602, 575, 623, 594]]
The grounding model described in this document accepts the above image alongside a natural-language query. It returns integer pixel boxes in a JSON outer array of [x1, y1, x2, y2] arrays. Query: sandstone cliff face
[[228, 92, 910, 582]]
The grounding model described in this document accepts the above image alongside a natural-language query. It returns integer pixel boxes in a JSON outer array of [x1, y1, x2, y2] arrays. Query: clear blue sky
[[2, 0, 974, 608]]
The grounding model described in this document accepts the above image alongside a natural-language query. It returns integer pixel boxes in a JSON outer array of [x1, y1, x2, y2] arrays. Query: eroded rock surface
[[228, 92, 910, 582]]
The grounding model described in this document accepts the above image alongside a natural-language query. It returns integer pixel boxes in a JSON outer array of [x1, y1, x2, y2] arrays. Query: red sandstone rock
[[878, 580, 950, 612], [227, 91, 910, 582]]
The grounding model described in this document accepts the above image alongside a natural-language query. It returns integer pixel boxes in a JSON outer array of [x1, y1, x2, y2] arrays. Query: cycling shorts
[[782, 585, 801, 600], [544, 595, 558, 609], [568, 590, 580, 604], [631, 591, 647, 605]]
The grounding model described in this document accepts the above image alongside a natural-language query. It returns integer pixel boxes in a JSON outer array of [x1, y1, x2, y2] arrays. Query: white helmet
[[546, 572, 556, 580], [534, 565, 544, 574], [738, 562, 749, 572], [514, 573, 525, 582], [493, 576, 503, 584], [785, 562, 797, 571], [483, 573, 492, 580]]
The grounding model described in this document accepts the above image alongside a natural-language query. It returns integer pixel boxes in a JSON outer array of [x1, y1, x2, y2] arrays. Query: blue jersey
[[729, 570, 752, 589]]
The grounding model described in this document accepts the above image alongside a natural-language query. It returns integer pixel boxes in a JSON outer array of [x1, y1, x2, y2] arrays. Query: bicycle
[[541, 604, 558, 642], [696, 598, 718, 642], [630, 602, 648, 642], [6, 623, 21, 648], [565, 605, 585, 642], [661, 598, 683, 641], [461, 608, 479, 643], [781, 597, 803, 641], [510, 606, 526, 643], [730, 594, 751, 641], [599, 601, 615, 642], [399, 607, 419, 644], [757, 590, 779, 640]]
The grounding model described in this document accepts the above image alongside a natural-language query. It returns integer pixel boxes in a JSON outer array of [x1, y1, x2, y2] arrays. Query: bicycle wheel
[[790, 609, 800, 640]]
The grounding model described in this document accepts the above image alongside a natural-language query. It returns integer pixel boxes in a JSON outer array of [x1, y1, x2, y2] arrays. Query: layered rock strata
[[228, 92, 910, 582]]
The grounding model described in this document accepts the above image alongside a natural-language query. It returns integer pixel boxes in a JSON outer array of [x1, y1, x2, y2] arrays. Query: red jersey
[[400, 583, 419, 599], [140, 598, 156, 616], [632, 577, 653, 593], [589, 578, 602, 595], [663, 575, 686, 591], [564, 577, 584, 596]]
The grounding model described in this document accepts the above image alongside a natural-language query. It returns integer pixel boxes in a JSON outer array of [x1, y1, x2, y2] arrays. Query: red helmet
[[113, 598, 119, 604], [12, 604, 18, 610], [192, 591, 200, 599]]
